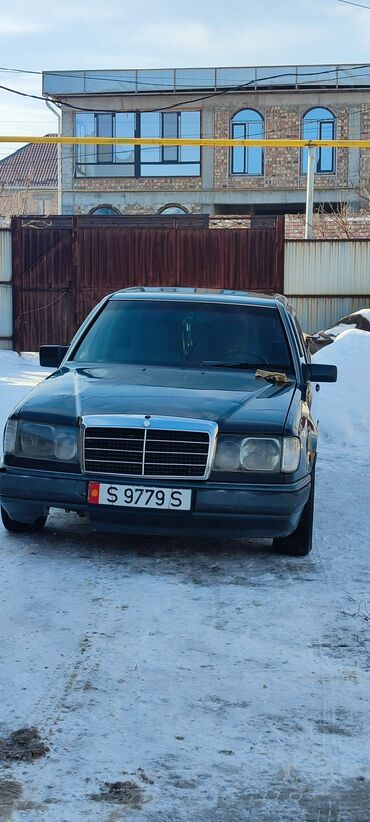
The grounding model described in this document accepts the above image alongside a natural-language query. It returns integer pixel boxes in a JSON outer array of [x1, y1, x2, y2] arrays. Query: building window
[[140, 111, 200, 176], [301, 107, 335, 174], [157, 204, 188, 215], [75, 111, 201, 178], [231, 109, 264, 175], [76, 112, 136, 177], [36, 198, 50, 215], [89, 205, 121, 215], [75, 112, 136, 177]]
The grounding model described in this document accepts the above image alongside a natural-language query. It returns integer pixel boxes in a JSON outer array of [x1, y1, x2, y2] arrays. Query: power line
[[0, 99, 367, 142], [0, 100, 367, 161], [0, 136, 368, 147], [0, 64, 369, 155], [0, 64, 370, 115], [0, 103, 366, 149], [1, 64, 369, 86], [336, 0, 370, 9]]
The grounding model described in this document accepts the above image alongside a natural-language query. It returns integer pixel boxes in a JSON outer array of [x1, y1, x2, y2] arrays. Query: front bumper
[[0, 466, 311, 538]]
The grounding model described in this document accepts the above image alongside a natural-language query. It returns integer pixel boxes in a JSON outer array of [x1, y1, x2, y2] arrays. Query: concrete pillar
[[201, 108, 215, 208], [348, 108, 361, 204], [61, 110, 75, 214]]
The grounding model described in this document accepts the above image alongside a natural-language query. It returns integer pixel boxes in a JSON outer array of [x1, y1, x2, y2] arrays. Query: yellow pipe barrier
[[1, 135, 370, 148]]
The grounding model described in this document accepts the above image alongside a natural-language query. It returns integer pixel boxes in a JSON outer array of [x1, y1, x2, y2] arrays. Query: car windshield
[[72, 299, 293, 370]]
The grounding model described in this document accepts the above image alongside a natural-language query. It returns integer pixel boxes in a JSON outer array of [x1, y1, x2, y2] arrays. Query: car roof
[[110, 287, 290, 310]]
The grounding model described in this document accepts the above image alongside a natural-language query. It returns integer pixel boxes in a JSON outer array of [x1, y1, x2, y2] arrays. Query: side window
[[294, 317, 309, 360], [287, 314, 305, 360]]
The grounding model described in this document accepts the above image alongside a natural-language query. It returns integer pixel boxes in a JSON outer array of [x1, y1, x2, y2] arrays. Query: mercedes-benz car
[[0, 288, 336, 556]]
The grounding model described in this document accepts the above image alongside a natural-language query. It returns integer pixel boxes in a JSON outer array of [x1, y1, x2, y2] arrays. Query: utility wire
[[0, 102, 365, 152], [0, 64, 370, 115], [0, 64, 369, 160], [0, 98, 367, 142], [0, 64, 368, 84], [336, 0, 370, 9]]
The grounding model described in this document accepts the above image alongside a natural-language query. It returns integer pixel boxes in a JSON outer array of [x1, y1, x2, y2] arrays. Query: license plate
[[88, 482, 192, 511]]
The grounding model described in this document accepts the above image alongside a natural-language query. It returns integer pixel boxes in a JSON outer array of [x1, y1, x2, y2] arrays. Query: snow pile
[[354, 307, 370, 322], [324, 308, 370, 339], [0, 351, 50, 440], [308, 307, 370, 353], [313, 327, 370, 445]]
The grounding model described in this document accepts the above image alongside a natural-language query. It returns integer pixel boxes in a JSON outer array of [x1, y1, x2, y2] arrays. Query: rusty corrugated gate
[[11, 215, 284, 351]]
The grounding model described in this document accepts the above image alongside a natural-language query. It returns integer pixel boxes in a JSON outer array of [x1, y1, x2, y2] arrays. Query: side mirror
[[39, 345, 69, 368], [302, 363, 337, 383]]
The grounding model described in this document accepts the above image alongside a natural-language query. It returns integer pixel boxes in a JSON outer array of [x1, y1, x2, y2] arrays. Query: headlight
[[213, 435, 301, 474], [3, 418, 18, 455], [282, 437, 301, 473], [213, 438, 241, 471], [240, 438, 280, 472], [19, 422, 55, 458], [4, 420, 79, 464]]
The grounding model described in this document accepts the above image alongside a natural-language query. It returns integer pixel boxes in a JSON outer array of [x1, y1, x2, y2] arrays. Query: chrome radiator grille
[[84, 425, 211, 478]]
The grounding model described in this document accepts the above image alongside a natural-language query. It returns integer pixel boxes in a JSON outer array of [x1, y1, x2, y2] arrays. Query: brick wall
[[285, 213, 370, 239], [360, 103, 370, 188], [73, 177, 202, 193], [214, 104, 350, 191], [0, 188, 57, 218], [209, 214, 370, 238], [60, 92, 370, 213]]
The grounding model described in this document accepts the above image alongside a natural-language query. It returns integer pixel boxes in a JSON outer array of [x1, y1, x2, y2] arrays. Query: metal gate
[[12, 215, 284, 351], [0, 229, 12, 349]]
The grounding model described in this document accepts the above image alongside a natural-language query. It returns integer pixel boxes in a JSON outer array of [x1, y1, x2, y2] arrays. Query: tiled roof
[[0, 136, 57, 188]]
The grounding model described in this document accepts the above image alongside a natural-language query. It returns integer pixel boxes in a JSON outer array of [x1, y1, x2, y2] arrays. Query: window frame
[[157, 203, 189, 215], [74, 110, 201, 179], [230, 108, 264, 177], [301, 107, 336, 175], [161, 112, 180, 163], [140, 110, 201, 176], [88, 205, 121, 216]]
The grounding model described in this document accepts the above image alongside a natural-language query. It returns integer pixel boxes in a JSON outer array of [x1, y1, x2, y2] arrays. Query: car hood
[[15, 364, 297, 434]]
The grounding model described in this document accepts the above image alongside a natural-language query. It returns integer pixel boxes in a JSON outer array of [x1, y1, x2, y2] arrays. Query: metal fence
[[11, 215, 284, 351], [285, 240, 370, 333], [0, 229, 12, 349], [4, 224, 370, 349]]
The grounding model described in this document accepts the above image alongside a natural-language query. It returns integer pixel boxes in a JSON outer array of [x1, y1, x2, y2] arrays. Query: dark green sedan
[[0, 288, 336, 556]]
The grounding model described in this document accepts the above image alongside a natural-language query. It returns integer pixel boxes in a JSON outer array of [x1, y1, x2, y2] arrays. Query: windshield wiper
[[196, 360, 254, 369], [198, 361, 290, 370]]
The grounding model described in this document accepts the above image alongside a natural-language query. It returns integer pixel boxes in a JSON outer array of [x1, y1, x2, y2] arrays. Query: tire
[[273, 465, 315, 557], [1, 506, 48, 534]]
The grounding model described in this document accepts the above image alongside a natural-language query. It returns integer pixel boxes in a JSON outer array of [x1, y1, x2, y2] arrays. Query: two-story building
[[42, 64, 370, 217]]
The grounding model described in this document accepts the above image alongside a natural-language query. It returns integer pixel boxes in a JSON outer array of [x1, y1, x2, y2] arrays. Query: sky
[[0, 0, 370, 159]]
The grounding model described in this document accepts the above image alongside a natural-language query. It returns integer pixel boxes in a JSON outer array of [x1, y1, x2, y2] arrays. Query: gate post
[[11, 217, 22, 352], [275, 215, 285, 294], [71, 215, 80, 339]]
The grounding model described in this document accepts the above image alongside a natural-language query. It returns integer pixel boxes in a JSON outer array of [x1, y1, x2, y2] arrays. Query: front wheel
[[1, 506, 48, 534], [273, 465, 315, 557]]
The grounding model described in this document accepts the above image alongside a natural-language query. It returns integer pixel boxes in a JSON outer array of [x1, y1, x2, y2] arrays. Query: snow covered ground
[[0, 340, 369, 821]]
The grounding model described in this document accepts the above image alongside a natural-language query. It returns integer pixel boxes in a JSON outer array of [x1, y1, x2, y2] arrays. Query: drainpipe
[[45, 100, 62, 213]]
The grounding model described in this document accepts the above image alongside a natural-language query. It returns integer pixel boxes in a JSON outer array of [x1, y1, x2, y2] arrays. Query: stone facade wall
[[210, 214, 370, 238], [73, 176, 203, 193], [0, 188, 57, 218], [214, 104, 350, 191], [360, 103, 370, 189], [285, 213, 370, 239], [59, 90, 370, 214]]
